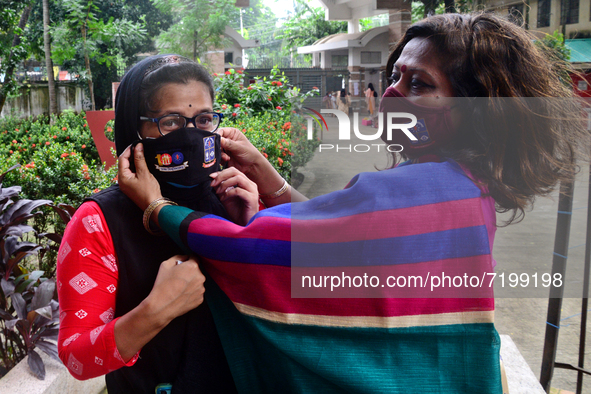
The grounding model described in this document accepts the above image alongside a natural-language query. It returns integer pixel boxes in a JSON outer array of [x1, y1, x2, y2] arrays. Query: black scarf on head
[[114, 55, 228, 216]]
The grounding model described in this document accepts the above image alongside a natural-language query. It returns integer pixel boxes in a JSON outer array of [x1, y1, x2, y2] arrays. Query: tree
[[43, 0, 57, 115], [0, 1, 34, 115], [152, 0, 237, 62], [50, 0, 146, 110], [277, 0, 347, 55]]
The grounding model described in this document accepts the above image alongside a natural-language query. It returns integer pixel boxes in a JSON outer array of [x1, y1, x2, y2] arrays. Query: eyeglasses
[[139, 112, 223, 136]]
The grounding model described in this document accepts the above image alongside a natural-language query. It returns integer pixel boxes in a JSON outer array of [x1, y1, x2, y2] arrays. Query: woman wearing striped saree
[[118, 13, 587, 393]]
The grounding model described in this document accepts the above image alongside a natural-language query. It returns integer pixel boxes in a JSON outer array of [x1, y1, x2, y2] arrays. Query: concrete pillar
[[348, 65, 362, 97], [205, 51, 225, 75], [388, 8, 412, 50], [348, 19, 360, 34], [320, 51, 327, 69]]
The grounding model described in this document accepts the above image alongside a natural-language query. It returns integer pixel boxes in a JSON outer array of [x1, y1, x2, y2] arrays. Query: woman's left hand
[[210, 167, 259, 226], [118, 143, 163, 211]]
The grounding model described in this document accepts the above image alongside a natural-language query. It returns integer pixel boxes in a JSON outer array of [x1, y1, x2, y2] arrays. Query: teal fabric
[[206, 281, 503, 394], [159, 205, 193, 253]]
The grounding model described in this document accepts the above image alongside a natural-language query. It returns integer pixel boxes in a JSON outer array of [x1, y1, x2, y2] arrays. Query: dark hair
[[367, 83, 375, 91], [340, 89, 347, 104], [139, 55, 214, 116], [386, 13, 588, 224]]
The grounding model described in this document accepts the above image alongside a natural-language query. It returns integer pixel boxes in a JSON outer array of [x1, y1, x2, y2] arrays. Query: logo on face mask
[[409, 119, 431, 145], [203, 136, 216, 168], [154, 152, 189, 172]]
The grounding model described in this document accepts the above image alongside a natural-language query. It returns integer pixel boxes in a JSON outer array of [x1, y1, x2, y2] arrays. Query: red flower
[[53, 135, 57, 139], [45, 141, 50, 146], [271, 81, 276, 86], [15, 129, 19, 132], [267, 97, 272, 101], [225, 71, 231, 75], [61, 153, 69, 158], [25, 130, 28, 133], [276, 106, 282, 110], [263, 152, 268, 158], [237, 69, 243, 74], [83, 124, 87, 127], [66, 136, 70, 139], [213, 73, 218, 77], [277, 157, 283, 166], [32, 144, 36, 148], [107, 127, 112, 132], [276, 81, 283, 87], [12, 140, 16, 144], [242, 129, 246, 133], [312, 86, 319, 90], [232, 113, 237, 117], [282, 122, 291, 130], [247, 86, 253, 90], [234, 103, 241, 108], [93, 188, 100, 193], [222, 104, 227, 110], [81, 144, 86, 149], [9, 150, 13, 154], [62, 127, 67, 131], [71, 152, 76, 156], [28, 136, 31, 140]]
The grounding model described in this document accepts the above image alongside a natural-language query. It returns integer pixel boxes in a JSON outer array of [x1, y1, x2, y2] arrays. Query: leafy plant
[[0, 165, 68, 380], [152, 0, 236, 61], [51, 0, 147, 110], [215, 67, 320, 181]]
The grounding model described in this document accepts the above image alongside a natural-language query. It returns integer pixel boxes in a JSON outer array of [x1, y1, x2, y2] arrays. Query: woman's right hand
[[217, 127, 308, 204], [114, 255, 205, 362], [144, 255, 205, 323], [216, 127, 266, 177], [118, 143, 163, 211]]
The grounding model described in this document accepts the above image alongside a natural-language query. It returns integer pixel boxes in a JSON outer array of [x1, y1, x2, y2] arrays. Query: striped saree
[[158, 159, 502, 393]]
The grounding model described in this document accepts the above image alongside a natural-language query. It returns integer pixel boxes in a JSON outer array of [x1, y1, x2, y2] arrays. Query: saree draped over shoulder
[[158, 160, 503, 394]]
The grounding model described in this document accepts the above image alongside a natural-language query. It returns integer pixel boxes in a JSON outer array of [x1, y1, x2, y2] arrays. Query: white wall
[[1, 83, 87, 119], [350, 32, 389, 68]]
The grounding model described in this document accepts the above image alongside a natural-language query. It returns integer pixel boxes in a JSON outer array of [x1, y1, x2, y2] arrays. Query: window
[[224, 52, 233, 64], [361, 51, 381, 64], [537, 0, 551, 27], [331, 55, 348, 67], [561, 0, 579, 24], [509, 4, 524, 26]]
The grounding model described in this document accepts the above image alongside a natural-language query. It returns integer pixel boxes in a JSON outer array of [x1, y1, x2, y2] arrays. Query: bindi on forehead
[[189, 104, 192, 107]]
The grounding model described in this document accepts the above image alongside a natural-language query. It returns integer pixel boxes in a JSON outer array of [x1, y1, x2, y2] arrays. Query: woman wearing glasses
[[56, 55, 249, 393]]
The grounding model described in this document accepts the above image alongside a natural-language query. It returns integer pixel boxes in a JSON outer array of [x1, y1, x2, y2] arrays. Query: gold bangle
[[143, 198, 177, 235], [259, 179, 289, 199]]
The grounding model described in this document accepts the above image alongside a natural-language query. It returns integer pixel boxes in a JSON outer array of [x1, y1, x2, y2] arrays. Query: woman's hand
[[145, 255, 205, 322], [217, 127, 308, 204], [114, 255, 205, 361], [210, 168, 259, 226], [118, 143, 162, 211], [216, 127, 266, 177]]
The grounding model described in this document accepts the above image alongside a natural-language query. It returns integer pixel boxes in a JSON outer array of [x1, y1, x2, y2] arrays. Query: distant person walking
[[365, 83, 377, 116], [337, 89, 351, 114]]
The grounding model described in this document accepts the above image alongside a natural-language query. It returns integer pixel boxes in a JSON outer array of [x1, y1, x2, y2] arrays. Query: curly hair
[[386, 13, 589, 224]]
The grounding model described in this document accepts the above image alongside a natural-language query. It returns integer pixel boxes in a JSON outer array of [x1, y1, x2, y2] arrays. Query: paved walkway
[[296, 116, 591, 392]]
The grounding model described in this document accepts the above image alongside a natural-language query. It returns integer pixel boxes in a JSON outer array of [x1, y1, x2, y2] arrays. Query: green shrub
[[0, 110, 100, 166], [215, 66, 320, 181]]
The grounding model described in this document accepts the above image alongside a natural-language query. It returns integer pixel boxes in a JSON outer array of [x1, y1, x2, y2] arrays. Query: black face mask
[[139, 127, 221, 188]]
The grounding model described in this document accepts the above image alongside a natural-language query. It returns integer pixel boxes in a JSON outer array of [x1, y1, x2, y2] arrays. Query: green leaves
[[152, 0, 235, 61], [214, 66, 320, 181], [277, 0, 346, 55]]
